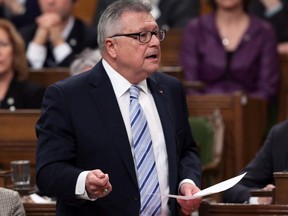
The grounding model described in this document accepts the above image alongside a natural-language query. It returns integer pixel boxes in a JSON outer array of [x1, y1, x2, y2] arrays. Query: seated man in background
[[0, 187, 25, 216], [250, 0, 288, 55], [0, 0, 41, 29], [223, 120, 288, 204], [20, 0, 97, 69], [92, 0, 200, 30]]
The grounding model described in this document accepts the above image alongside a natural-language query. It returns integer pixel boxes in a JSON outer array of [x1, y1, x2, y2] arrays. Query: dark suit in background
[[250, 0, 288, 42], [20, 18, 97, 67], [92, 0, 200, 29], [0, 78, 45, 109], [0, 0, 40, 29], [223, 120, 288, 203]]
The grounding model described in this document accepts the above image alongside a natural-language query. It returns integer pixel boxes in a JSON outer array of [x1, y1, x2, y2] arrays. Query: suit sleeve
[[223, 125, 277, 203], [36, 84, 83, 199]]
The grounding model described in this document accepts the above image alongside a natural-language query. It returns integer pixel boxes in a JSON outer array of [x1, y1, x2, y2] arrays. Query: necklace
[[222, 37, 229, 46]]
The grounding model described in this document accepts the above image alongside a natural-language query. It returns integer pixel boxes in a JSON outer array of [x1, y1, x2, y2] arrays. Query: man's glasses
[[109, 29, 166, 44]]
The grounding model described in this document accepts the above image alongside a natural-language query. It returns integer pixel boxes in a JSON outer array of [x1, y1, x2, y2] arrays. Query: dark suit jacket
[[20, 18, 98, 67], [223, 120, 288, 203], [35, 60, 201, 215], [0, 78, 45, 109], [92, 0, 200, 29], [250, 0, 288, 42], [0, 0, 40, 29]]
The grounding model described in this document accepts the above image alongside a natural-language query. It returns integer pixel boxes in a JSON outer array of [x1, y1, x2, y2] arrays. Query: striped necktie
[[129, 85, 161, 216]]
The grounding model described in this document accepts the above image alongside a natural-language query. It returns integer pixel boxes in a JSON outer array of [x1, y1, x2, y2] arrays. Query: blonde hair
[[0, 19, 29, 81]]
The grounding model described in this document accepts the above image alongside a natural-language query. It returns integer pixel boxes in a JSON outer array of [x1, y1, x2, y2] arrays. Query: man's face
[[39, 0, 75, 19], [107, 11, 161, 83]]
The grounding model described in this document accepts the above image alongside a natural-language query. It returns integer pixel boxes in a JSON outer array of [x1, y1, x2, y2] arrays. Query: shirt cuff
[[75, 171, 96, 201], [178, 179, 196, 194], [26, 42, 46, 69], [53, 42, 72, 63], [265, 2, 283, 17], [249, 197, 259, 204]]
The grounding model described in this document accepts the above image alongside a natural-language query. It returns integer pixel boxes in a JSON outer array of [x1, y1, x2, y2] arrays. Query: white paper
[[165, 172, 246, 200], [29, 193, 56, 204]]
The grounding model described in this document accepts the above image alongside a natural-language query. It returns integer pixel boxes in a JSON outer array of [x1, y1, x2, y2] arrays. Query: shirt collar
[[62, 16, 75, 40], [102, 59, 149, 97]]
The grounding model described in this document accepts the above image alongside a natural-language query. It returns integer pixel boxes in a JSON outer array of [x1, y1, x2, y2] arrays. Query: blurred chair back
[[277, 55, 288, 122], [160, 28, 183, 67], [189, 109, 224, 189]]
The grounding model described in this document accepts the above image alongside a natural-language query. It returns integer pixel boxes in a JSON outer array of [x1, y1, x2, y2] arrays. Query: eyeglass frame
[[108, 29, 166, 44]]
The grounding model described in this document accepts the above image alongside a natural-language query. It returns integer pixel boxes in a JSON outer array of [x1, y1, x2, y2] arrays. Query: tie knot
[[130, 85, 140, 99]]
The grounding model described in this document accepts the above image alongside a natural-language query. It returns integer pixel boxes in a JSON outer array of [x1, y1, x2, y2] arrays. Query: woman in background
[[180, 0, 279, 102], [0, 19, 44, 110]]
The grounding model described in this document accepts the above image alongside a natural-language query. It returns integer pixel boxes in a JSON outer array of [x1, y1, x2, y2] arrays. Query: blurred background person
[[0, 19, 44, 110], [0, 0, 40, 29], [223, 119, 288, 204], [250, 0, 288, 54], [92, 0, 200, 30], [0, 187, 25, 216], [20, 0, 98, 69], [69, 48, 101, 76], [179, 0, 279, 103]]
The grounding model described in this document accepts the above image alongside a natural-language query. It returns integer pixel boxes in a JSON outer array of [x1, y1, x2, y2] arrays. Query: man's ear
[[105, 38, 117, 58]]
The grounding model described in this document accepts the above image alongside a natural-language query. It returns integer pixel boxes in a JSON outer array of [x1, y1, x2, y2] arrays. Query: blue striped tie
[[129, 85, 161, 216]]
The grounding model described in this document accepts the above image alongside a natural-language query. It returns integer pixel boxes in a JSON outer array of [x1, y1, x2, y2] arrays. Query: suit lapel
[[147, 74, 177, 169], [88, 62, 139, 188], [148, 74, 178, 193]]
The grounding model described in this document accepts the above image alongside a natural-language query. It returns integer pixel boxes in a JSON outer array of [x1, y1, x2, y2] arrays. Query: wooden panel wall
[[73, 0, 98, 25]]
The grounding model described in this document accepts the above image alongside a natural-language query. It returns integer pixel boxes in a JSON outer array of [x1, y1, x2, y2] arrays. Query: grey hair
[[97, 0, 152, 51], [69, 48, 102, 76]]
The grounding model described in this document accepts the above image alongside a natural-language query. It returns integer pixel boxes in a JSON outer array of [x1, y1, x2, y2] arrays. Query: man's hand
[[257, 184, 275, 204], [85, 169, 112, 199], [177, 183, 202, 215], [33, 13, 63, 46]]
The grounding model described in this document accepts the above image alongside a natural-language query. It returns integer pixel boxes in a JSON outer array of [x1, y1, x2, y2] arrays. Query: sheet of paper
[[165, 172, 246, 200], [29, 193, 56, 204]]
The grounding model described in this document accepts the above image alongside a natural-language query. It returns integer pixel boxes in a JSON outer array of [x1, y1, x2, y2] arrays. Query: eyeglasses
[[109, 29, 166, 44]]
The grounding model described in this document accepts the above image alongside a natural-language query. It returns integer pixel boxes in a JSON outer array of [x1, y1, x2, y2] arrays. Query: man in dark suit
[[93, 0, 200, 30], [0, 0, 41, 29], [250, 0, 288, 54], [35, 0, 202, 215], [223, 120, 288, 204], [20, 0, 97, 69]]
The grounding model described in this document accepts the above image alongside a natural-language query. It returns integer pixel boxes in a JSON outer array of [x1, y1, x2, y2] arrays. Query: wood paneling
[[199, 201, 288, 216], [0, 110, 41, 186]]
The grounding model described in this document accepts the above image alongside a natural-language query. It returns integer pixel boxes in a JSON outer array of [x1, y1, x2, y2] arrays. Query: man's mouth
[[146, 54, 158, 59]]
